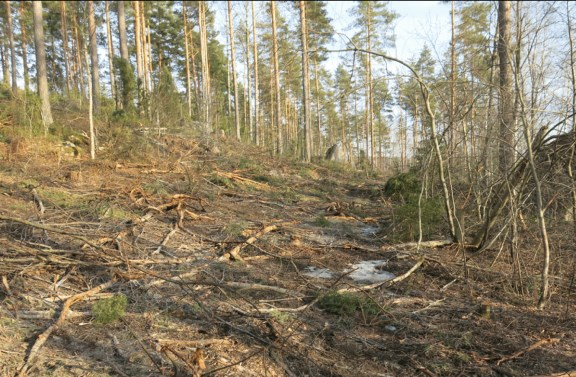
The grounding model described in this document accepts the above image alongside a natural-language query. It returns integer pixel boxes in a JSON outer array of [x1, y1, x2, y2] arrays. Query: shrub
[[92, 294, 128, 324], [318, 292, 380, 316]]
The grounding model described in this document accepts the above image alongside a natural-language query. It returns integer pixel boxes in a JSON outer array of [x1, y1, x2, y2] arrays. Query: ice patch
[[346, 260, 395, 283], [303, 266, 334, 279]]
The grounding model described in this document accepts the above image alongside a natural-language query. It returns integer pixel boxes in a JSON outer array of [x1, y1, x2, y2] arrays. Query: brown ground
[[0, 128, 575, 377]]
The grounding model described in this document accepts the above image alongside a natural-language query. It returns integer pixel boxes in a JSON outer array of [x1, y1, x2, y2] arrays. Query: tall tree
[[105, 1, 117, 107], [271, 1, 283, 154], [117, 0, 129, 61], [198, 0, 211, 127], [5, 0, 17, 94], [32, 0, 53, 127], [88, 0, 100, 113], [300, 1, 312, 161], [60, 1, 71, 95], [498, 0, 514, 174], [350, 1, 397, 167], [252, 1, 260, 145], [19, 2, 29, 91], [228, 0, 241, 139]]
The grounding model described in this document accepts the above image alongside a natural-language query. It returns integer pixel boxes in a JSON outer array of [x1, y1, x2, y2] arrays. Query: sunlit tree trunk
[[228, 1, 241, 140], [32, 0, 53, 128], [299, 0, 311, 161], [19, 2, 29, 91], [199, 1, 211, 128], [183, 1, 192, 117], [105, 1, 117, 107], [271, 1, 283, 154], [118, 1, 129, 61], [498, 0, 514, 174], [88, 1, 100, 113], [60, 1, 71, 95], [5, 0, 17, 94], [133, 1, 143, 111], [252, 1, 260, 145]]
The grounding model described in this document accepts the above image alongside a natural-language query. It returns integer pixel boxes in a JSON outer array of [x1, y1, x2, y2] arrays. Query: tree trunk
[[5, 0, 17, 94], [498, 0, 514, 174], [252, 1, 260, 145], [228, 1, 241, 140], [199, 1, 211, 128], [105, 1, 117, 108], [32, 1, 53, 128], [133, 1, 143, 112], [85, 47, 96, 160], [19, 2, 29, 91], [366, 5, 374, 167], [117, 1, 129, 61], [271, 1, 283, 154], [183, 2, 192, 117], [314, 59, 322, 155], [299, 0, 311, 162], [88, 0, 100, 114], [60, 1, 71, 95]]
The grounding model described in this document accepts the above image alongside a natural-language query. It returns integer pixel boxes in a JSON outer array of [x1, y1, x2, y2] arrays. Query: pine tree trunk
[[271, 1, 282, 154], [118, 1, 129, 61], [61, 1, 71, 95], [199, 1, 211, 128], [299, 1, 311, 162], [133, 1, 143, 112], [228, 1, 241, 140], [88, 0, 100, 114], [498, 0, 514, 174], [314, 59, 322, 155], [183, 2, 192, 118], [252, 1, 260, 145], [5, 1, 17, 94], [105, 1, 117, 108], [32, 1, 53, 128], [19, 2, 29, 91]]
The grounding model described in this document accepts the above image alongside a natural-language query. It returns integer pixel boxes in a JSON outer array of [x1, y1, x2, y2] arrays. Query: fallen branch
[[496, 338, 560, 366], [17, 280, 116, 377], [219, 224, 279, 261]]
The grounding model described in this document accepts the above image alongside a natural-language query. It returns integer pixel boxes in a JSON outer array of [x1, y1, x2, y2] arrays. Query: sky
[[324, 1, 451, 71], [213, 1, 452, 73]]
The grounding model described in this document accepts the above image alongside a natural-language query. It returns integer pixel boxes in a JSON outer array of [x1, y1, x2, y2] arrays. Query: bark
[[117, 1, 129, 61], [5, 0, 17, 94], [19, 2, 29, 91], [271, 1, 282, 154], [498, 0, 514, 174], [105, 1, 117, 107], [299, 0, 311, 161], [227, 0, 241, 140], [199, 1, 211, 128], [133, 1, 143, 111], [366, 6, 374, 166], [32, 0, 53, 128], [183, 1, 192, 117], [88, 0, 100, 113], [61, 1, 71, 95], [252, 1, 260, 145]]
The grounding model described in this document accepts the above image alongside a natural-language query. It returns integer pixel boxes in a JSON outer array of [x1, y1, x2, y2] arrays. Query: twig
[[17, 280, 116, 377], [496, 338, 560, 366], [219, 224, 279, 261]]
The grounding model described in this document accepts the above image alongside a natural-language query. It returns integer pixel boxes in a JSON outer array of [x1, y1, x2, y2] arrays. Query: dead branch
[[219, 224, 279, 261], [155, 338, 232, 347], [531, 371, 576, 377], [214, 170, 271, 190], [496, 338, 560, 366], [17, 279, 116, 377]]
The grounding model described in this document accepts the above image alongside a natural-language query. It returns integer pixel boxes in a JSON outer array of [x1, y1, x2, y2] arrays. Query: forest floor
[[0, 122, 575, 377]]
